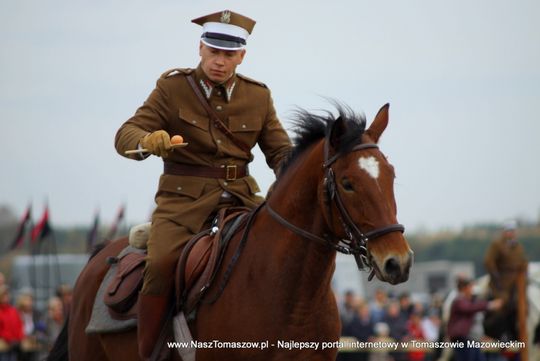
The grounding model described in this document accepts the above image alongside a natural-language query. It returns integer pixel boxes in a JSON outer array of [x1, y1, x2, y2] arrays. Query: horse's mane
[[278, 103, 367, 176]]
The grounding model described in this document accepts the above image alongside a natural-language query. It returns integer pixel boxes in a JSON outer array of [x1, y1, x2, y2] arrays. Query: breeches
[[141, 217, 193, 295]]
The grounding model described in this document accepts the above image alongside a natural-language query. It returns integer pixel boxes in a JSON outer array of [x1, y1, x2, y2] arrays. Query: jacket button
[[216, 105, 223, 111], [191, 120, 197, 124], [177, 186, 182, 191], [216, 139, 222, 144], [223, 181, 228, 186], [242, 124, 247, 129]]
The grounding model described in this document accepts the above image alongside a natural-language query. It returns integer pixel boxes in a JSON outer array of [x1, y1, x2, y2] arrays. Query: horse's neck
[[261, 143, 336, 306]]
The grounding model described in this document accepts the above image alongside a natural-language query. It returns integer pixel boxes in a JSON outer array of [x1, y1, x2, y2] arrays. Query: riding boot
[[137, 291, 171, 361]]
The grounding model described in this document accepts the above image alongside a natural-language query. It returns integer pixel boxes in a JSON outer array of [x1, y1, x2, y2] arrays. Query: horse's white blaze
[[358, 156, 380, 179]]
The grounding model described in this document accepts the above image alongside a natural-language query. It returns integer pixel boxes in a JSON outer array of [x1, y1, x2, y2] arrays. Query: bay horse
[[47, 103, 413, 361]]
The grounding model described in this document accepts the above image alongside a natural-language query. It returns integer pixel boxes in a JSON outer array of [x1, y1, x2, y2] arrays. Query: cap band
[[202, 32, 246, 45]]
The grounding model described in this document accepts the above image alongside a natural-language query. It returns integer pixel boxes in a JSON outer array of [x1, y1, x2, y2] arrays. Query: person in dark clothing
[[341, 303, 374, 361], [383, 300, 408, 361], [448, 277, 502, 361]]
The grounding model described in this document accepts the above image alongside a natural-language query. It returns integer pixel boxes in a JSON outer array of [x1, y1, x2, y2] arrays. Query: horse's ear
[[366, 103, 389, 144], [329, 116, 347, 150]]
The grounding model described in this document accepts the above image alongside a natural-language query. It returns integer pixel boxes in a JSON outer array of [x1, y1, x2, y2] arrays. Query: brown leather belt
[[163, 162, 249, 181]]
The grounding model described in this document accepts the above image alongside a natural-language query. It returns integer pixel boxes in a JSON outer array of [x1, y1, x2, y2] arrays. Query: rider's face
[[199, 43, 245, 84]]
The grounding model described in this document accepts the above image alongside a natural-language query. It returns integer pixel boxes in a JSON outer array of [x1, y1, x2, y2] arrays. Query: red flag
[[10, 205, 32, 249], [106, 205, 125, 240], [31, 206, 52, 243]]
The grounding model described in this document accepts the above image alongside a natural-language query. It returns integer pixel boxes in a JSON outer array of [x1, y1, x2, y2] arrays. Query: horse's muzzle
[[380, 250, 413, 285]]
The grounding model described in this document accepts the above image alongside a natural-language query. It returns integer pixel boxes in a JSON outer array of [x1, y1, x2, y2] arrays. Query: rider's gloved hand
[[140, 130, 171, 158]]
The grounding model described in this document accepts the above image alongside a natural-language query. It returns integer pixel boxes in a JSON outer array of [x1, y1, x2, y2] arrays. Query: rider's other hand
[[140, 130, 172, 158]]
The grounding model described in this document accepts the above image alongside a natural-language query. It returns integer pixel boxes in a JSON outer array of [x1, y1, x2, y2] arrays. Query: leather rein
[[266, 134, 405, 278]]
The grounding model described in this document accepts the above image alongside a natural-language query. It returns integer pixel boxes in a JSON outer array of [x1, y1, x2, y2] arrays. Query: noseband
[[267, 134, 405, 278]]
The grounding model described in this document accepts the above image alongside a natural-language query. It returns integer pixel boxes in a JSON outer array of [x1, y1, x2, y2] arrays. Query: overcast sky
[[1, 0, 539, 232]]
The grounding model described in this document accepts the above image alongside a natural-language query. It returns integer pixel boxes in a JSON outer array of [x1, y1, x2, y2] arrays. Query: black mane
[[279, 103, 367, 176]]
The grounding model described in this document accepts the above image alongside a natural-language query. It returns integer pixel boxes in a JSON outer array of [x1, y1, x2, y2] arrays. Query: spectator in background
[[369, 288, 388, 324], [0, 273, 5, 288], [342, 303, 374, 361], [16, 292, 39, 361], [44, 297, 64, 351], [406, 310, 426, 361], [56, 284, 73, 318], [420, 309, 441, 361], [0, 285, 24, 361], [448, 277, 502, 361], [421, 308, 441, 342], [370, 322, 394, 361], [339, 290, 361, 329], [398, 292, 414, 319], [382, 300, 408, 361]]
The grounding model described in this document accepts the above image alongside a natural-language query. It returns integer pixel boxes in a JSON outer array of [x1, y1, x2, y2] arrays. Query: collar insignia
[[199, 79, 213, 99], [226, 81, 236, 102]]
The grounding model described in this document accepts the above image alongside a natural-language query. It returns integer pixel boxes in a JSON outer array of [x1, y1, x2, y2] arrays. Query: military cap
[[192, 10, 256, 50], [503, 219, 517, 231]]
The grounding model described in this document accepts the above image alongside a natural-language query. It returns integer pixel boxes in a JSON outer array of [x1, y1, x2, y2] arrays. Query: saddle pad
[[85, 246, 143, 334]]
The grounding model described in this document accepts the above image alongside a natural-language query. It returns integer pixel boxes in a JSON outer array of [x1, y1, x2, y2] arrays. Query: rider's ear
[[329, 116, 347, 150], [365, 103, 389, 144]]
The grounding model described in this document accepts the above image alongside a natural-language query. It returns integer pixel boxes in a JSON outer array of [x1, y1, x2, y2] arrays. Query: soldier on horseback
[[114, 10, 291, 360], [483, 220, 528, 341]]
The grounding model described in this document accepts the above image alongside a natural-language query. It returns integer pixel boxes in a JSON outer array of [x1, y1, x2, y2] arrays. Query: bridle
[[266, 130, 405, 278]]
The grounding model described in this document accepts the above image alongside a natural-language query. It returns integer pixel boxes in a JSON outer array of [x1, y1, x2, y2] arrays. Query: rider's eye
[[341, 177, 354, 192]]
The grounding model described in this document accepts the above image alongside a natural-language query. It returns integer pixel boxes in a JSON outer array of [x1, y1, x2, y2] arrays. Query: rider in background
[[114, 10, 291, 360], [483, 220, 528, 340]]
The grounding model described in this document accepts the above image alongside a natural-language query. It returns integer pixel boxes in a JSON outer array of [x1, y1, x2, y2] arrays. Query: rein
[[267, 135, 404, 278]]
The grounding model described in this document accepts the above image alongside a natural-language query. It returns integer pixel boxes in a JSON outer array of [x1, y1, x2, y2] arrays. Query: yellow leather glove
[[140, 130, 171, 158]]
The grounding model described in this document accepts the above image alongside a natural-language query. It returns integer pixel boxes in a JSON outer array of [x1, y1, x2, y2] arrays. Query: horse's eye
[[341, 177, 354, 192]]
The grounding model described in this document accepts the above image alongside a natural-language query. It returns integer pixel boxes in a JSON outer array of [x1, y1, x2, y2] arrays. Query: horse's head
[[317, 103, 413, 285], [272, 103, 412, 285]]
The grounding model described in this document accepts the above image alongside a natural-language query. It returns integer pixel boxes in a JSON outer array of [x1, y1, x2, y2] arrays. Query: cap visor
[[201, 37, 245, 51]]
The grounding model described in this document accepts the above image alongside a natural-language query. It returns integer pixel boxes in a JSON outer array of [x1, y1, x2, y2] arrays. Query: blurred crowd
[[337, 288, 444, 361], [0, 272, 71, 361]]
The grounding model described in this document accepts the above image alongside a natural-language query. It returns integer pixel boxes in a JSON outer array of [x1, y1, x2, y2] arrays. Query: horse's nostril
[[384, 257, 401, 277]]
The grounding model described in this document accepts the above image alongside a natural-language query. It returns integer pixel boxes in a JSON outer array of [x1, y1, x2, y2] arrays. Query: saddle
[[176, 207, 251, 317], [102, 207, 251, 321]]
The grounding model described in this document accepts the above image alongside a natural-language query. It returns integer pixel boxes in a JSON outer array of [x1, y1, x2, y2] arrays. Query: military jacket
[[484, 237, 528, 300], [115, 66, 292, 233]]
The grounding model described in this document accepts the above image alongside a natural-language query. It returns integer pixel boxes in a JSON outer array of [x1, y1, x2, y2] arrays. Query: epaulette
[[237, 73, 267, 88], [160, 68, 194, 79]]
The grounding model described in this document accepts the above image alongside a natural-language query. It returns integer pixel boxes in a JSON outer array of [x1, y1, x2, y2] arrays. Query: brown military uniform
[[115, 65, 291, 295], [484, 236, 528, 304]]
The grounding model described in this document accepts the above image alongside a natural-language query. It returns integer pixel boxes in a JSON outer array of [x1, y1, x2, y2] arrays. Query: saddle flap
[[184, 235, 213, 291], [176, 207, 252, 315], [104, 252, 145, 314], [107, 253, 146, 295]]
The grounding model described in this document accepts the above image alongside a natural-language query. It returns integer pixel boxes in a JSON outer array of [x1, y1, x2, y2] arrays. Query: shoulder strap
[[186, 75, 252, 156]]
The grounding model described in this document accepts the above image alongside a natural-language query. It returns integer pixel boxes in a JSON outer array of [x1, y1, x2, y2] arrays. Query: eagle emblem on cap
[[220, 10, 231, 24]]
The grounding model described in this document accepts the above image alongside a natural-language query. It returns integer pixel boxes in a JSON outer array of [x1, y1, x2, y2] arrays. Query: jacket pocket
[[178, 108, 209, 131], [158, 174, 206, 199], [229, 115, 263, 132]]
